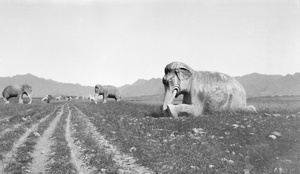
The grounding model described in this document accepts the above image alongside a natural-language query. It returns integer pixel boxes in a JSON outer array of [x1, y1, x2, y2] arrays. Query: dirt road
[[0, 103, 154, 174]]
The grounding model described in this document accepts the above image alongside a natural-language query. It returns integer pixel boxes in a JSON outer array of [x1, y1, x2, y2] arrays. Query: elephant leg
[[115, 96, 121, 102], [27, 94, 32, 104], [18, 95, 24, 104], [102, 95, 107, 103], [165, 104, 203, 117]]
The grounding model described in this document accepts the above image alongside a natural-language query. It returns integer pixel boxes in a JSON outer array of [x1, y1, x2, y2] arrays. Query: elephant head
[[22, 84, 33, 104], [162, 62, 193, 112], [94, 84, 103, 104]]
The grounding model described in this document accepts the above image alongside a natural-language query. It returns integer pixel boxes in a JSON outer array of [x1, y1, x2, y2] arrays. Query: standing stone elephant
[[42, 95, 55, 103], [162, 62, 256, 117], [94, 84, 121, 104], [2, 84, 33, 104]]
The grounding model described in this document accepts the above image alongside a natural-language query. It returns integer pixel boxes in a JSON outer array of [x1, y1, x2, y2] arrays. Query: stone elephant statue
[[94, 84, 121, 104], [42, 95, 56, 103], [2, 84, 33, 104], [162, 62, 256, 117]]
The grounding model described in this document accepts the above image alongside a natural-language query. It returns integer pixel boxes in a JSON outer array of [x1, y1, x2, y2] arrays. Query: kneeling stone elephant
[[94, 84, 121, 104], [162, 62, 256, 117], [2, 84, 33, 104]]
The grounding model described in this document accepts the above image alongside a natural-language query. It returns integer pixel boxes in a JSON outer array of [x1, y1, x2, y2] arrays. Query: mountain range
[[1, 73, 300, 98]]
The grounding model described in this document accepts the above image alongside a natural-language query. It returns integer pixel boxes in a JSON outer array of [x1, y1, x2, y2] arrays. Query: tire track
[[72, 104, 154, 174], [29, 104, 65, 173], [65, 104, 95, 174], [0, 105, 63, 173], [0, 106, 59, 138]]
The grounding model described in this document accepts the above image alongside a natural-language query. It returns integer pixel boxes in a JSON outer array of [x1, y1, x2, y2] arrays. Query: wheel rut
[[73, 104, 155, 174], [65, 104, 95, 174], [29, 104, 65, 173], [0, 105, 63, 173]]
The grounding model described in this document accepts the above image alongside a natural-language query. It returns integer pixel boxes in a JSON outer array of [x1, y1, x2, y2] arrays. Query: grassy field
[[0, 96, 299, 173]]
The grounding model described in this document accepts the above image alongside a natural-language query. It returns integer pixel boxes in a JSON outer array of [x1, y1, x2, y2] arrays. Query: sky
[[0, 0, 299, 87]]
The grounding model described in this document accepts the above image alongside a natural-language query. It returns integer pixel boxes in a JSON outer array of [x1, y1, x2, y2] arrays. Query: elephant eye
[[169, 76, 176, 84]]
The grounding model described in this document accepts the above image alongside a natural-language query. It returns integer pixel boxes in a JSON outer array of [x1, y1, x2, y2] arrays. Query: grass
[[0, 97, 299, 173], [0, 102, 60, 156], [70, 105, 120, 173], [74, 97, 300, 173], [2, 105, 61, 173]]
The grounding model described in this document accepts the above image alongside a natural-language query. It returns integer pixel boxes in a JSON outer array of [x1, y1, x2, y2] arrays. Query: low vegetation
[[0, 97, 299, 173]]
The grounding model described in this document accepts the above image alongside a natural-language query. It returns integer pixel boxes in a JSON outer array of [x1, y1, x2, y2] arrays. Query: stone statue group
[[2, 62, 256, 117]]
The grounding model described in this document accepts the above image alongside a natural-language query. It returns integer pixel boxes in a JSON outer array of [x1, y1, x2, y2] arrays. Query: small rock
[[192, 128, 205, 135], [220, 157, 227, 162], [188, 132, 202, 140], [273, 114, 281, 117], [268, 134, 277, 140], [129, 147, 137, 152], [33, 132, 41, 137], [271, 131, 282, 137], [209, 164, 214, 169], [227, 160, 234, 165], [190, 166, 198, 169], [232, 124, 239, 129], [264, 113, 272, 117]]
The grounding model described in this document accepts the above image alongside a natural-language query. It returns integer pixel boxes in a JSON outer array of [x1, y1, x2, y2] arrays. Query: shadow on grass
[[147, 110, 165, 118]]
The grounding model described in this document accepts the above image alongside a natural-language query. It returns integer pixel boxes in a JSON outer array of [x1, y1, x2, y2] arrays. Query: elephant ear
[[175, 67, 192, 80]]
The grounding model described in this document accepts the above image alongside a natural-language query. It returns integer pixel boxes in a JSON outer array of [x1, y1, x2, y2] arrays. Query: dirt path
[[65, 104, 95, 174], [0, 106, 59, 138], [29, 105, 65, 173], [0, 105, 62, 173], [73, 105, 154, 174]]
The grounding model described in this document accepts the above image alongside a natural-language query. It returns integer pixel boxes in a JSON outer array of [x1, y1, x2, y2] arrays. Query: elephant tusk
[[163, 89, 178, 111], [171, 88, 178, 99], [173, 85, 180, 96]]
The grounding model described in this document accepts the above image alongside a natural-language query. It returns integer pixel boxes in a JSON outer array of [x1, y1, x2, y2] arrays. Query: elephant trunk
[[27, 93, 32, 104], [94, 93, 98, 104], [162, 85, 180, 111]]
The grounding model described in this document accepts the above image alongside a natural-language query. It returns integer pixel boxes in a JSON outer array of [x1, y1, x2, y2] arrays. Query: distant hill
[[0, 74, 94, 98], [235, 73, 300, 97], [119, 78, 163, 97], [1, 72, 300, 98], [120, 73, 300, 97]]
